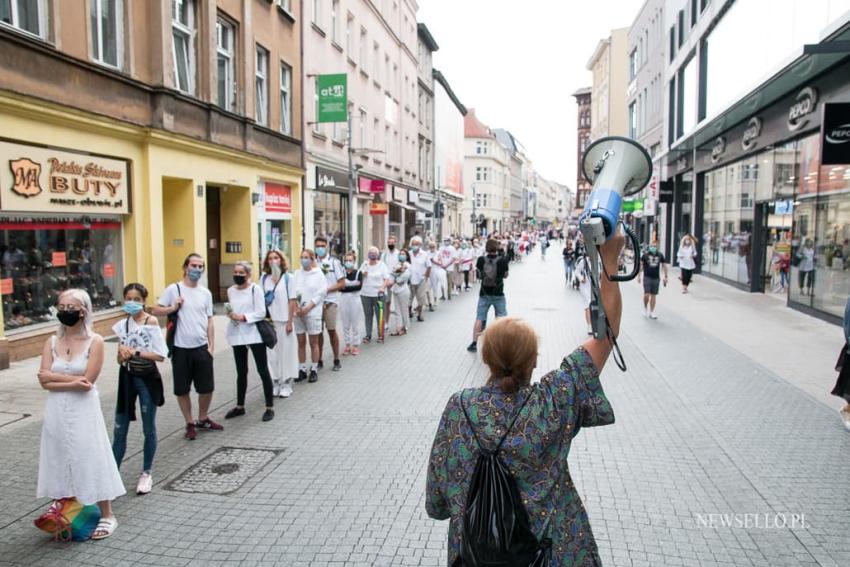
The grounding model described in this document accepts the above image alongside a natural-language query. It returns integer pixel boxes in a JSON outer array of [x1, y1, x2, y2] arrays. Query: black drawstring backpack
[[455, 390, 551, 567]]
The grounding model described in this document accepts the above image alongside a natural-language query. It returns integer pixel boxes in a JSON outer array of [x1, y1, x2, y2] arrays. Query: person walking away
[[677, 235, 698, 293], [575, 254, 594, 335], [112, 283, 167, 496], [796, 238, 816, 296], [390, 249, 412, 336], [340, 252, 363, 355], [315, 236, 346, 372], [427, 240, 440, 309], [563, 240, 575, 284], [293, 250, 327, 383], [38, 289, 125, 539], [380, 235, 401, 319], [831, 295, 850, 431], [460, 241, 474, 290], [261, 250, 298, 398], [223, 261, 275, 422], [467, 239, 510, 352], [540, 233, 549, 259], [154, 253, 222, 440], [638, 243, 668, 319], [359, 247, 392, 343], [426, 231, 623, 566], [408, 237, 432, 321]]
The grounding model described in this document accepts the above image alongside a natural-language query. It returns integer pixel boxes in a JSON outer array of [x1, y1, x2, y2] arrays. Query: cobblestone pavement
[[0, 250, 849, 566]]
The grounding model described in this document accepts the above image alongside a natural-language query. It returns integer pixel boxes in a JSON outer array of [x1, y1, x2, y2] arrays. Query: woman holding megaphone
[[426, 230, 624, 566]]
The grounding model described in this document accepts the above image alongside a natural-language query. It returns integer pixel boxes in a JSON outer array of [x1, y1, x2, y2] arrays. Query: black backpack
[[455, 391, 550, 567]]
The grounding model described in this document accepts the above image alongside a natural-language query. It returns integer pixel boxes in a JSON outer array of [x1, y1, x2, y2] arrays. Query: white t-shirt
[[112, 315, 168, 359], [428, 249, 443, 272], [359, 260, 391, 297], [225, 284, 267, 346], [677, 245, 697, 270], [293, 267, 327, 318], [318, 256, 346, 304], [459, 248, 474, 271], [262, 273, 296, 322], [158, 282, 213, 349], [381, 249, 400, 273], [798, 247, 815, 272], [391, 263, 411, 293], [408, 249, 431, 285], [437, 245, 457, 271]]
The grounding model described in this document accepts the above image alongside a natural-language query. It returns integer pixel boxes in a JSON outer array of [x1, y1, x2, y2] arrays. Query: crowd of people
[[32, 227, 556, 541]]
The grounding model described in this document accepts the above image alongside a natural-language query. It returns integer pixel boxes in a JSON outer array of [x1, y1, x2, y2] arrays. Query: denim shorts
[[476, 294, 507, 322]]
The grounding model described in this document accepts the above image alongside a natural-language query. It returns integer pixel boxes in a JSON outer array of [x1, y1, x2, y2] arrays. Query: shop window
[[91, 0, 123, 69], [1, 220, 123, 332]]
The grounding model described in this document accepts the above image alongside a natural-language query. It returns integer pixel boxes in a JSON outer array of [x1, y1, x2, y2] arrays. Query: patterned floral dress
[[426, 347, 614, 566]]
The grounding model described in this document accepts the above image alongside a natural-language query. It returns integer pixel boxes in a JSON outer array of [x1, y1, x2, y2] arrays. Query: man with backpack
[[467, 239, 509, 353]]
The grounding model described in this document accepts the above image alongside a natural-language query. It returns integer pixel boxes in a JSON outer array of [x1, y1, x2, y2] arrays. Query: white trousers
[[431, 268, 448, 300], [268, 320, 299, 396], [390, 287, 410, 332], [340, 292, 362, 347]]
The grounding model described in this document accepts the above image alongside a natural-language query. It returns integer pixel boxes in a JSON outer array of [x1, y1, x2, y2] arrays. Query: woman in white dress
[[37, 289, 125, 540], [261, 250, 299, 398]]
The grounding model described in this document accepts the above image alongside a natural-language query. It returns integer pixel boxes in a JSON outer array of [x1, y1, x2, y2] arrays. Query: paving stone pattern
[[0, 250, 848, 566]]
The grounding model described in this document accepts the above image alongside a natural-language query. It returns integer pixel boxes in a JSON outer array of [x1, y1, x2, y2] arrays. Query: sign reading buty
[[317, 74, 348, 123]]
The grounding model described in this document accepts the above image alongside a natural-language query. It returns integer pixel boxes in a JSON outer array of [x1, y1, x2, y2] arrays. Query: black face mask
[[57, 310, 82, 327], [233, 275, 247, 286], [388, 244, 395, 250]]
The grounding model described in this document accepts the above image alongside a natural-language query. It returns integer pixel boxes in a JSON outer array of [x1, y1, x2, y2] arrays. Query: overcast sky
[[418, 0, 642, 192]]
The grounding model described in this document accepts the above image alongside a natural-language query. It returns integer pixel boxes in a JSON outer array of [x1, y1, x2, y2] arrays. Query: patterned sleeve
[[426, 393, 458, 521], [544, 347, 614, 436]]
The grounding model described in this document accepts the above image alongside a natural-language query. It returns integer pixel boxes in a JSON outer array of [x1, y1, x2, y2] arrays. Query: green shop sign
[[317, 74, 348, 123], [622, 199, 644, 213]]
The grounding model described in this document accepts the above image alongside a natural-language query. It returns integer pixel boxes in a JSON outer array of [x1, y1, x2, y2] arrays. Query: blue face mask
[[399, 255, 408, 262], [122, 301, 143, 316], [316, 247, 327, 257], [344, 261, 354, 269], [368, 254, 378, 261], [649, 246, 658, 254], [411, 246, 420, 253], [301, 258, 312, 269], [187, 268, 203, 281]]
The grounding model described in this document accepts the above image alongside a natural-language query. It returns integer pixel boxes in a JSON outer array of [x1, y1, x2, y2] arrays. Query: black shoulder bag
[[125, 315, 157, 376], [252, 284, 278, 349], [165, 284, 180, 358], [455, 390, 550, 567]]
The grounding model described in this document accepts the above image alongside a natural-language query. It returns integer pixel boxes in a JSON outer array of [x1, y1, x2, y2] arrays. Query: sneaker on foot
[[649, 312, 658, 320], [262, 409, 275, 422], [308, 369, 318, 383], [332, 359, 341, 371], [342, 346, 351, 356], [136, 472, 152, 495], [840, 408, 850, 431], [317, 360, 324, 370], [196, 417, 224, 431], [272, 382, 281, 397], [225, 407, 245, 419], [184, 423, 197, 440], [295, 369, 307, 382], [467, 342, 478, 353], [351, 347, 360, 356]]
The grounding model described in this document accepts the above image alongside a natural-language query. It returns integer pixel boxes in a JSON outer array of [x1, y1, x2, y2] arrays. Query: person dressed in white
[[261, 250, 298, 398], [459, 241, 474, 291], [224, 261, 276, 422], [359, 247, 392, 343], [381, 235, 401, 320], [293, 249, 327, 384], [450, 240, 464, 295], [390, 249, 412, 336], [408, 236, 432, 321], [315, 236, 346, 372], [575, 253, 594, 335], [427, 240, 441, 309], [677, 235, 698, 293], [340, 252, 364, 355], [37, 289, 125, 540], [434, 238, 456, 301]]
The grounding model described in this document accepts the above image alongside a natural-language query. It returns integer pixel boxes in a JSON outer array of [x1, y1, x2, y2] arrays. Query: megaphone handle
[[608, 224, 641, 282]]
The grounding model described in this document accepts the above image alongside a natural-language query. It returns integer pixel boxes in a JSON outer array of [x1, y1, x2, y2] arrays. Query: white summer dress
[[37, 336, 126, 505]]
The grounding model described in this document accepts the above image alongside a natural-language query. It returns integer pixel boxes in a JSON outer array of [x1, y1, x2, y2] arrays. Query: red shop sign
[[358, 177, 386, 193], [369, 202, 388, 215], [265, 183, 292, 213]]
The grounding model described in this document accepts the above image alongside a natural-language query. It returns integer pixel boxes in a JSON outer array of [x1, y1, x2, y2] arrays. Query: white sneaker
[[840, 408, 850, 431], [649, 312, 658, 319], [280, 379, 293, 398], [272, 381, 281, 398], [136, 472, 152, 495]]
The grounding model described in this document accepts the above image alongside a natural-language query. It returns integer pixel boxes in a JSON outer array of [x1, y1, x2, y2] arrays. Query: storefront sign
[[316, 166, 347, 190], [643, 198, 656, 216], [787, 86, 818, 132], [264, 183, 292, 213], [710, 137, 726, 163], [741, 117, 762, 151], [51, 252, 66, 267], [0, 278, 12, 295], [622, 199, 643, 213], [358, 177, 385, 193], [659, 180, 674, 203], [648, 172, 659, 200], [392, 186, 407, 203], [103, 264, 115, 278], [822, 102, 850, 165], [369, 202, 388, 215], [317, 74, 348, 123], [774, 200, 794, 215], [0, 140, 130, 214]]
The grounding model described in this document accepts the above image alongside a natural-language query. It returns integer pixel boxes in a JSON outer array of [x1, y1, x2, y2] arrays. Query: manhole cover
[[166, 447, 282, 495]]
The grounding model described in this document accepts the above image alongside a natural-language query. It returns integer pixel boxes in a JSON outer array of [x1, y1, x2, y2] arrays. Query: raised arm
[[582, 231, 624, 374]]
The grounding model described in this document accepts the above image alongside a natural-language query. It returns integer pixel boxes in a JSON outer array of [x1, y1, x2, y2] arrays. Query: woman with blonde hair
[[261, 250, 298, 398], [426, 233, 624, 566], [37, 289, 125, 539], [677, 234, 698, 293]]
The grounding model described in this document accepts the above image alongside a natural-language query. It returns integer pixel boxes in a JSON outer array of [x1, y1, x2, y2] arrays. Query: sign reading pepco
[[317, 74, 348, 123], [822, 102, 850, 166], [0, 140, 130, 214]]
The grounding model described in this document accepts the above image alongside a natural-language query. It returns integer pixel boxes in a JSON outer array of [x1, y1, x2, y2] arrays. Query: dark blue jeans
[[112, 375, 157, 473]]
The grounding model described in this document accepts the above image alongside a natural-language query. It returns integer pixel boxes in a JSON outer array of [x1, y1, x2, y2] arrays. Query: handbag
[[252, 285, 278, 349], [124, 316, 157, 376], [34, 498, 101, 542], [165, 283, 181, 358]]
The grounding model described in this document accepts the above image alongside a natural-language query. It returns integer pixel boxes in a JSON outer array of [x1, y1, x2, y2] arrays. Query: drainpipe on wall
[[299, 0, 307, 251]]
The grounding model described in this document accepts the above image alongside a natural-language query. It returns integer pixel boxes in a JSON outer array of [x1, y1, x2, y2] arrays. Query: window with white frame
[[312, 0, 321, 26], [475, 193, 481, 207], [172, 0, 196, 94], [393, 131, 398, 165], [0, 0, 46, 37], [255, 44, 269, 126], [373, 42, 380, 80], [384, 126, 390, 161], [276, 0, 291, 12], [216, 18, 236, 111], [346, 13, 353, 54], [360, 28, 367, 67], [331, 0, 338, 43], [279, 61, 292, 134], [91, 0, 123, 68], [359, 109, 367, 147], [373, 118, 380, 157]]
